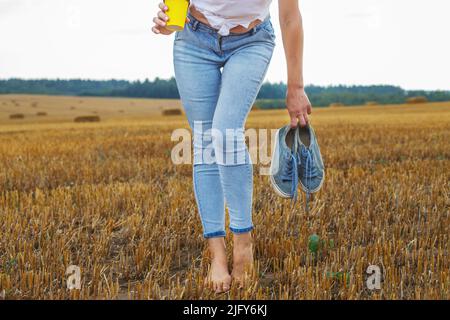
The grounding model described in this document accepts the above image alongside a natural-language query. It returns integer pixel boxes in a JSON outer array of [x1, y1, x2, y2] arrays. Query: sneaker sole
[[269, 128, 293, 199]]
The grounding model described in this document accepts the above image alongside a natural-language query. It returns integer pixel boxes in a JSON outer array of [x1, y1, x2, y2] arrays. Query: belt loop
[[192, 19, 199, 31]]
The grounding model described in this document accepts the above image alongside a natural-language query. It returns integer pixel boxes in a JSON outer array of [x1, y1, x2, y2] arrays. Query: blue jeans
[[173, 12, 276, 238]]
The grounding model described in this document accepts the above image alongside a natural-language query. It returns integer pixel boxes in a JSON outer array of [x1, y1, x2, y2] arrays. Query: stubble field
[[0, 95, 449, 299]]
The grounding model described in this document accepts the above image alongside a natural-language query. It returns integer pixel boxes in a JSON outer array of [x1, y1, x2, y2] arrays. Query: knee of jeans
[[192, 120, 216, 165], [211, 126, 249, 166]]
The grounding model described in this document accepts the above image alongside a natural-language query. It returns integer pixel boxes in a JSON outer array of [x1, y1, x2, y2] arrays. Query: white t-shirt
[[190, 0, 272, 36]]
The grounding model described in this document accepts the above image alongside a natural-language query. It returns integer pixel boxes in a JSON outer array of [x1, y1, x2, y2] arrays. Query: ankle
[[233, 232, 253, 250], [210, 254, 228, 267], [207, 237, 227, 262]]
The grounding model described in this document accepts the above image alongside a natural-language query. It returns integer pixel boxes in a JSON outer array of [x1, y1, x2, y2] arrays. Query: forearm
[[280, 10, 304, 89]]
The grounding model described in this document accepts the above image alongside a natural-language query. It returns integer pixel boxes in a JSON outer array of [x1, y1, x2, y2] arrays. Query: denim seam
[[248, 160, 253, 213], [192, 166, 207, 234], [246, 162, 254, 229]]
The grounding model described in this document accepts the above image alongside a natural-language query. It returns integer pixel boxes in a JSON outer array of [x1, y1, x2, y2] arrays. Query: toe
[[233, 276, 244, 289]]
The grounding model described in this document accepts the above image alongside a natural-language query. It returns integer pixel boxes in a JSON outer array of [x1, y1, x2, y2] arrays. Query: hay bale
[[365, 101, 378, 106], [36, 112, 47, 116], [10, 113, 25, 119], [329, 103, 345, 108], [162, 108, 182, 116], [74, 115, 101, 123], [406, 96, 428, 104]]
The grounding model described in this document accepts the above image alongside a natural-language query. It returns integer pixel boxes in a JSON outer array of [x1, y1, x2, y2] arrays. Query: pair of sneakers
[[269, 123, 325, 211]]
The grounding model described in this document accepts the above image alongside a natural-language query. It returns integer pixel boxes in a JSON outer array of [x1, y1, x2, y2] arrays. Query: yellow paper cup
[[164, 0, 189, 31]]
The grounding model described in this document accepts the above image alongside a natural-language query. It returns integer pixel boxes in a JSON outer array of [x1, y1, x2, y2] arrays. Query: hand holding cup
[[152, 1, 190, 35]]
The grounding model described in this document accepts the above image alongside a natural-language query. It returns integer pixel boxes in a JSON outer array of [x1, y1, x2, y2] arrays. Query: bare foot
[[204, 237, 231, 294], [231, 232, 254, 288]]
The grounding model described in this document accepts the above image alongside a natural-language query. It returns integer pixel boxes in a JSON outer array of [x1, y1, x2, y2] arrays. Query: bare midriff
[[189, 5, 262, 34]]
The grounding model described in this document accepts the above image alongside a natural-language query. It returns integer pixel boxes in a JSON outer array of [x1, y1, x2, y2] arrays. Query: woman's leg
[[212, 35, 275, 283], [173, 32, 231, 292]]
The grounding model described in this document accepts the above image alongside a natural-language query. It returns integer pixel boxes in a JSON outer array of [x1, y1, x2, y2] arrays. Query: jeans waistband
[[186, 11, 271, 36]]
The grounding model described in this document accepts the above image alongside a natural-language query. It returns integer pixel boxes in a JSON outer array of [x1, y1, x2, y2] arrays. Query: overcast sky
[[1, 0, 449, 90]]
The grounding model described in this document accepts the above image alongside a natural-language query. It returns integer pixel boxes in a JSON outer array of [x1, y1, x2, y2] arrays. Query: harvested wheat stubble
[[162, 108, 182, 116], [9, 113, 25, 119], [73, 115, 101, 123], [0, 101, 449, 300]]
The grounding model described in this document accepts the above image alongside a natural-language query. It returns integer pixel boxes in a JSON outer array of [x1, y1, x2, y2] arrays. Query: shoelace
[[300, 147, 315, 213], [280, 152, 299, 203]]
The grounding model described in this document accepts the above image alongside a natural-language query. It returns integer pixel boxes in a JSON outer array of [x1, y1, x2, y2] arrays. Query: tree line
[[0, 78, 449, 108]]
